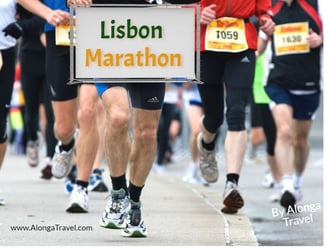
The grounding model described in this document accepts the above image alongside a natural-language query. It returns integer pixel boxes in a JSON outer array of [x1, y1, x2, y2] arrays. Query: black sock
[[76, 180, 88, 192], [226, 174, 239, 185], [60, 138, 75, 152], [202, 133, 218, 151], [129, 181, 144, 203], [111, 174, 128, 193]]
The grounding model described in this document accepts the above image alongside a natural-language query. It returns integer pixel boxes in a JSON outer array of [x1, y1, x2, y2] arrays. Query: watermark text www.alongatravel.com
[[272, 202, 321, 227], [10, 224, 93, 233]]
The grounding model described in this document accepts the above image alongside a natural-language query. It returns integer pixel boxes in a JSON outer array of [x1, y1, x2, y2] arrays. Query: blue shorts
[[265, 85, 321, 120], [95, 82, 165, 110]]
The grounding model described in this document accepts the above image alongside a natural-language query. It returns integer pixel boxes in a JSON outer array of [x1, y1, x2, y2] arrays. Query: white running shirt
[[0, 0, 17, 50]]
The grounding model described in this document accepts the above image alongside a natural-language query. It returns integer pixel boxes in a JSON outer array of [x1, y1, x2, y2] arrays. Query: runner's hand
[[200, 4, 216, 25], [67, 0, 92, 5], [307, 29, 323, 48], [47, 10, 70, 27], [259, 17, 275, 36], [2, 22, 24, 39]]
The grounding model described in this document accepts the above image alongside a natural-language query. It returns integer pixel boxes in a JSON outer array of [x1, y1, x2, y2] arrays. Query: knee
[[293, 136, 309, 150], [107, 109, 131, 133], [140, 128, 157, 143], [226, 102, 246, 131], [190, 126, 201, 140], [277, 124, 292, 143], [55, 121, 76, 141], [78, 106, 97, 127], [203, 115, 223, 133], [135, 124, 158, 143]]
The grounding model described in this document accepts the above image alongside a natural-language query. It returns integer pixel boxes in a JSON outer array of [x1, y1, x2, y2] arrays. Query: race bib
[[205, 17, 248, 52], [55, 17, 76, 46], [274, 22, 309, 56], [0, 51, 3, 71]]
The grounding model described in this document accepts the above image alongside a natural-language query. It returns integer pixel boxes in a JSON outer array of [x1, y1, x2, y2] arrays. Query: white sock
[[293, 172, 303, 189], [274, 180, 282, 190], [280, 175, 294, 192]]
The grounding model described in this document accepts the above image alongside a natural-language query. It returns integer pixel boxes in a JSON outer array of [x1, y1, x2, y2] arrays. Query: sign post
[[69, 4, 200, 83]]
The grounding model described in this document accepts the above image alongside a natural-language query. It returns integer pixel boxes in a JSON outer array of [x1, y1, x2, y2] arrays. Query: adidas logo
[[241, 56, 251, 63], [147, 96, 159, 103]]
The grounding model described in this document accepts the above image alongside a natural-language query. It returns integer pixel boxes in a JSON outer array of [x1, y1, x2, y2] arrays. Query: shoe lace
[[55, 152, 70, 165], [110, 197, 124, 213], [200, 151, 216, 166]]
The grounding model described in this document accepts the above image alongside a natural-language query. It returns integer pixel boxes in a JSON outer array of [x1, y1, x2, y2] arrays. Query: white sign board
[[74, 6, 196, 81]]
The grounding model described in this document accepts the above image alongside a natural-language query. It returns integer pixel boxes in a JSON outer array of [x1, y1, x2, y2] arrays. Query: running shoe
[[100, 188, 130, 229], [182, 162, 197, 183], [197, 133, 218, 183], [182, 171, 199, 184], [0, 195, 5, 205], [64, 165, 77, 195], [121, 200, 147, 237], [262, 170, 274, 188], [270, 191, 280, 203], [66, 184, 88, 213], [51, 142, 74, 179], [269, 181, 283, 202], [294, 188, 303, 203], [280, 189, 296, 212], [88, 169, 108, 192], [182, 163, 209, 186], [195, 173, 210, 186], [248, 144, 257, 160], [221, 181, 244, 214], [152, 163, 166, 175], [26, 140, 39, 167], [40, 157, 53, 180]]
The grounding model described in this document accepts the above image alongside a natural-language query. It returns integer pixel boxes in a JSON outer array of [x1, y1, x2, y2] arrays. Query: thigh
[[52, 99, 78, 128], [200, 51, 224, 84], [128, 83, 165, 110], [291, 92, 321, 120], [132, 108, 162, 134], [184, 104, 203, 134], [0, 48, 15, 106], [46, 31, 77, 101], [292, 119, 312, 141], [224, 50, 255, 94], [0, 47, 16, 139], [20, 54, 42, 114], [78, 84, 100, 110], [198, 52, 225, 132], [100, 85, 131, 121]]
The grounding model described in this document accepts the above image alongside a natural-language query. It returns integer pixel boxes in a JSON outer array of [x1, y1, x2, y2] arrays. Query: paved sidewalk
[[0, 153, 257, 246]]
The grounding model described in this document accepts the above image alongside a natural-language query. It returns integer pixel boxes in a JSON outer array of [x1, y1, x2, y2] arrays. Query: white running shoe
[[197, 133, 218, 183], [294, 188, 303, 203], [222, 181, 244, 214], [88, 169, 108, 192], [0, 195, 5, 205], [182, 162, 198, 183], [262, 170, 274, 188], [280, 187, 297, 211], [152, 163, 166, 175], [182, 163, 209, 186], [66, 184, 88, 213], [51, 142, 74, 179], [269, 190, 281, 203], [100, 188, 130, 229], [121, 200, 147, 237]]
